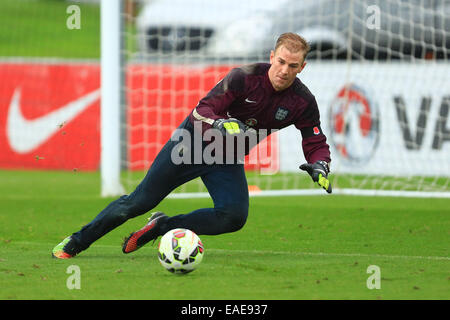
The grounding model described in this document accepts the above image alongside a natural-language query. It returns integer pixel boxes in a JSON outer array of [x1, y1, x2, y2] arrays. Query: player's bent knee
[[229, 214, 247, 232], [218, 204, 248, 233]]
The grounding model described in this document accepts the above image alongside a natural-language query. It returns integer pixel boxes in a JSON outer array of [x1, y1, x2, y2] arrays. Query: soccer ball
[[157, 228, 204, 274]]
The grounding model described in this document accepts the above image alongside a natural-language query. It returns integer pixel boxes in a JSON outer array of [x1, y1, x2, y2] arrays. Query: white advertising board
[[280, 62, 450, 176]]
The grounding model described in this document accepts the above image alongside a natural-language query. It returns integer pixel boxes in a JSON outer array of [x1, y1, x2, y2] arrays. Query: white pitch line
[[168, 189, 450, 199], [12, 241, 450, 262], [207, 248, 450, 261]]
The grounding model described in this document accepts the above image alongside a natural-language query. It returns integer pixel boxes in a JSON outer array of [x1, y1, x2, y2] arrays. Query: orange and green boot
[[52, 236, 80, 259]]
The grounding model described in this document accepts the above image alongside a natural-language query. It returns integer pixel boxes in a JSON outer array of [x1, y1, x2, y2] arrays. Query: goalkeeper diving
[[52, 32, 332, 259]]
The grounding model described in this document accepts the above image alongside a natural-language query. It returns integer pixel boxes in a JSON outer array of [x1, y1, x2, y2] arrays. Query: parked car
[[258, 0, 450, 60], [135, 0, 279, 56], [136, 0, 450, 60]]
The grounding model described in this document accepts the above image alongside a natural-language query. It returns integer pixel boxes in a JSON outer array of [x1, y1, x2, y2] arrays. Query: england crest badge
[[275, 107, 289, 121]]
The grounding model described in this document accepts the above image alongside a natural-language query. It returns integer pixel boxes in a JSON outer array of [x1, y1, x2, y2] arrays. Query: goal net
[[119, 0, 450, 197]]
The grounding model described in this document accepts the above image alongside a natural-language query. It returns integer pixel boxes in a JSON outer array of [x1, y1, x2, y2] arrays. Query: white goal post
[[100, 0, 450, 198], [100, 0, 124, 197]]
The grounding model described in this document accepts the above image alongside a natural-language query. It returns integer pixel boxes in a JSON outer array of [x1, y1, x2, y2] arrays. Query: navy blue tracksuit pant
[[71, 118, 249, 251]]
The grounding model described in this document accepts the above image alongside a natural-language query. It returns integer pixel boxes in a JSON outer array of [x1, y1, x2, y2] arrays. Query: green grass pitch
[[0, 170, 448, 300], [1, 0, 448, 303]]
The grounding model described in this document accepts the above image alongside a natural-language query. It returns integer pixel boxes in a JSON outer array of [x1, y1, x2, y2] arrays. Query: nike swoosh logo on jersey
[[6, 88, 100, 154], [245, 98, 257, 103]]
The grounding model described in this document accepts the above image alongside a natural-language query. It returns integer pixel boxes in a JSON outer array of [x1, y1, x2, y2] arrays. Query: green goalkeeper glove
[[299, 160, 332, 194], [213, 118, 245, 135]]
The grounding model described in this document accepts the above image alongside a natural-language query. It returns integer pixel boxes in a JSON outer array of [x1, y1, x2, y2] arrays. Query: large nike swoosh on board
[[6, 88, 100, 154]]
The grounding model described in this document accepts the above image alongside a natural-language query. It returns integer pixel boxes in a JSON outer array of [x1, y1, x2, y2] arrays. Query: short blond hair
[[275, 32, 310, 60]]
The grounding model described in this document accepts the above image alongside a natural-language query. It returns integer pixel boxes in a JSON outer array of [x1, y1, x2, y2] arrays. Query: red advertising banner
[[0, 63, 101, 170], [0, 63, 278, 172], [127, 64, 232, 170]]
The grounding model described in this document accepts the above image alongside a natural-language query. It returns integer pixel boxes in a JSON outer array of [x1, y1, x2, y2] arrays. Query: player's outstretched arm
[[299, 160, 332, 194]]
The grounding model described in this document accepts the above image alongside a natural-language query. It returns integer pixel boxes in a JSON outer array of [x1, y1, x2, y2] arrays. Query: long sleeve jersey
[[188, 63, 331, 164]]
